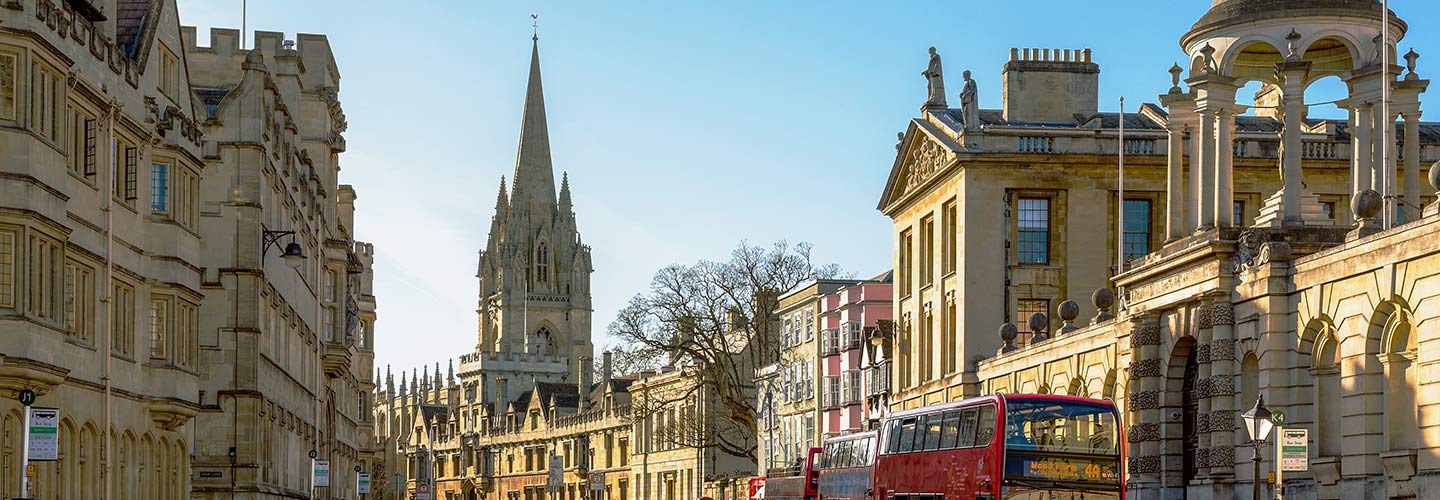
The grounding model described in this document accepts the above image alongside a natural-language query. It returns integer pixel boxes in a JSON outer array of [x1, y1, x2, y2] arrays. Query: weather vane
[[531, 13, 539, 40]]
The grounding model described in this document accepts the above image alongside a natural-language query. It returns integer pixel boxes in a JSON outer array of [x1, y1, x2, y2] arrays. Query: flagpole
[[1118, 97, 1126, 274], [1381, 0, 1393, 228]]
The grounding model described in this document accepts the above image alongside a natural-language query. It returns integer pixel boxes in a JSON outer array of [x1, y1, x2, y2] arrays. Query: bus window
[[862, 437, 875, 465], [884, 421, 898, 454], [922, 413, 944, 451], [839, 440, 854, 468], [957, 408, 979, 447], [897, 418, 918, 452], [975, 404, 997, 446], [938, 410, 961, 449]]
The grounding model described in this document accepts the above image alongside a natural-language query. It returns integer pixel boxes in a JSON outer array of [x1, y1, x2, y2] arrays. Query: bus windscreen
[[1002, 399, 1121, 485]]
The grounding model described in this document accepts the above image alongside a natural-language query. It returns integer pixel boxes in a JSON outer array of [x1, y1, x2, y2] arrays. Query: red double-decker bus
[[817, 430, 878, 500], [868, 394, 1123, 500], [765, 446, 823, 500]]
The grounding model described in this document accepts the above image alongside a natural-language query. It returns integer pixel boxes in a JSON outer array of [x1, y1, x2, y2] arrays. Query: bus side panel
[[817, 466, 872, 500], [874, 450, 955, 497]]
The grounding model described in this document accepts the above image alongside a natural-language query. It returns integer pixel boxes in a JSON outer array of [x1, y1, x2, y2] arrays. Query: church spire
[[559, 172, 572, 214], [512, 35, 558, 216]]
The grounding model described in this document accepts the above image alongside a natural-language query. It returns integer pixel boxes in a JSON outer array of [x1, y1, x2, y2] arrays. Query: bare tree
[[609, 241, 842, 463]]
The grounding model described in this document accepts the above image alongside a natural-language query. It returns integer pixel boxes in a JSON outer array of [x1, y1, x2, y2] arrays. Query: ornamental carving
[[1130, 390, 1160, 410], [1210, 410, 1235, 432], [1195, 377, 1211, 399], [1208, 445, 1235, 467], [0, 53, 15, 121], [1208, 375, 1234, 396], [1211, 302, 1235, 326], [1211, 339, 1236, 362], [1129, 454, 1162, 474], [1194, 448, 1211, 469], [1196, 305, 1213, 330], [1128, 423, 1160, 442], [1234, 229, 1293, 277], [1196, 344, 1211, 363], [903, 139, 949, 193], [1129, 359, 1162, 379], [1130, 325, 1161, 348]]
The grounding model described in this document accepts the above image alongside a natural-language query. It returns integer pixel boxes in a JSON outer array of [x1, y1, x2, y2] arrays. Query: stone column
[[1278, 62, 1311, 226], [1207, 297, 1236, 478], [1127, 313, 1164, 500], [1370, 103, 1387, 193], [1215, 108, 1235, 227], [1403, 112, 1421, 221], [1166, 124, 1187, 241], [1353, 103, 1373, 201], [1197, 109, 1217, 230]]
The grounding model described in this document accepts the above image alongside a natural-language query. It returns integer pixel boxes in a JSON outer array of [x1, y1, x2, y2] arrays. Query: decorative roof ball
[[1351, 188, 1382, 219], [1430, 160, 1440, 193], [999, 322, 1018, 342], [1028, 312, 1049, 332], [1058, 300, 1080, 322], [1092, 287, 1115, 310]]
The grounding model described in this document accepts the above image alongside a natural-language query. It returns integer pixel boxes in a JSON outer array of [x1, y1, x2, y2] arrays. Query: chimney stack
[[602, 351, 613, 387], [1002, 47, 1100, 124]]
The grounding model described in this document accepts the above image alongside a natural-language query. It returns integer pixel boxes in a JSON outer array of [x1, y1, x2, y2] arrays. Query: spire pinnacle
[[512, 33, 558, 218]]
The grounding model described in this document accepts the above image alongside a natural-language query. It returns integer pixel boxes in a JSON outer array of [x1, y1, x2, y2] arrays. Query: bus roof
[[886, 393, 1115, 419], [822, 430, 876, 444]]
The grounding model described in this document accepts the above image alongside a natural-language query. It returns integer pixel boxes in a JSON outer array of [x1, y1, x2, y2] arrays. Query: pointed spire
[[422, 365, 429, 390], [495, 176, 509, 211], [512, 35, 558, 217], [448, 359, 455, 385], [559, 172, 572, 213]]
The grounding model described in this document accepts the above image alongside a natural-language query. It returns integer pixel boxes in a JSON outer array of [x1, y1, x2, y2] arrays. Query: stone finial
[[448, 359, 455, 385], [1285, 29, 1302, 60], [1028, 312, 1049, 343], [1352, 188, 1382, 220], [1091, 288, 1116, 323], [1430, 160, 1440, 193], [998, 323, 1019, 354], [1200, 43, 1217, 73], [1168, 63, 1184, 94], [1058, 300, 1080, 334], [1406, 48, 1421, 80]]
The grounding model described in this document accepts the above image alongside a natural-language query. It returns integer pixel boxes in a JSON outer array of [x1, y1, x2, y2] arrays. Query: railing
[[1123, 139, 1157, 155], [1302, 141, 1340, 159], [1018, 136, 1054, 153]]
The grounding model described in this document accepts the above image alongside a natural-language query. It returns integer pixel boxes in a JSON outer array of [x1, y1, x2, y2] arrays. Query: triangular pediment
[[877, 120, 961, 211]]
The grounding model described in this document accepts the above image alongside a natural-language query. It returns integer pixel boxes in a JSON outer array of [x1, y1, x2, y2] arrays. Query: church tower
[[475, 34, 595, 379]]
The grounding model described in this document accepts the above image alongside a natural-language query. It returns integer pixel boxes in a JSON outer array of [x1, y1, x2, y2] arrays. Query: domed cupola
[[1192, 0, 1399, 36]]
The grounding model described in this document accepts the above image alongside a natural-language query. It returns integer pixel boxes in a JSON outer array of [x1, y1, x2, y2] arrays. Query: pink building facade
[[818, 278, 893, 437]]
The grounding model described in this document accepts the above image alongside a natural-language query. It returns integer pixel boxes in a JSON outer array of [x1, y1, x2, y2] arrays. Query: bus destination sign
[[1006, 454, 1120, 484]]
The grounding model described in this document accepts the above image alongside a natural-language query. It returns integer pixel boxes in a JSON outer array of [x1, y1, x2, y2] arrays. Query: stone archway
[[1159, 335, 1199, 497]]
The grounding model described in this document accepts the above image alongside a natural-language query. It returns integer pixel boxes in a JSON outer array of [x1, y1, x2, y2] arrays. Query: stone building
[[630, 363, 756, 500], [181, 26, 379, 500], [1, 0, 206, 498], [880, 1, 1440, 499], [817, 275, 893, 434]]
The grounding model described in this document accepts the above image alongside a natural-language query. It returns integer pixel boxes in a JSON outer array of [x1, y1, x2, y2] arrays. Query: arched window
[[536, 242, 549, 284], [1240, 353, 1259, 411], [1313, 334, 1341, 456], [1383, 310, 1417, 451]]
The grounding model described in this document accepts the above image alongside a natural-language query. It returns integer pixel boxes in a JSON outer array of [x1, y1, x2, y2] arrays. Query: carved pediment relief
[[902, 137, 951, 194]]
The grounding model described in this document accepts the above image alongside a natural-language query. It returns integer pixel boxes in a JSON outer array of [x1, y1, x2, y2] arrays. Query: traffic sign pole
[[18, 389, 33, 500]]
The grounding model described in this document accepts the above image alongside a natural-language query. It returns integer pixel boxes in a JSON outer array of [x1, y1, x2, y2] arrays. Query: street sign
[[416, 483, 432, 500], [308, 449, 318, 459], [357, 472, 372, 494], [1280, 427, 1308, 472], [547, 455, 564, 490], [1271, 410, 1286, 426], [27, 407, 59, 461], [588, 471, 605, 491], [18, 389, 35, 406], [313, 459, 331, 486], [748, 477, 766, 500]]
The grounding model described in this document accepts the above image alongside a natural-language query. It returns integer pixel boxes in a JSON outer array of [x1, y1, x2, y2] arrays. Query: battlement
[[180, 27, 340, 87]]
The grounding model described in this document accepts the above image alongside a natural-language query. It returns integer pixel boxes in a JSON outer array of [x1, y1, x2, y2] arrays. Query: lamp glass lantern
[[1242, 396, 1274, 443], [281, 241, 306, 268]]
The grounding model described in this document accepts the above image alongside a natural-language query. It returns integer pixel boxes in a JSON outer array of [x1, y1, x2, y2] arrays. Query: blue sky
[[176, 1, 1440, 374]]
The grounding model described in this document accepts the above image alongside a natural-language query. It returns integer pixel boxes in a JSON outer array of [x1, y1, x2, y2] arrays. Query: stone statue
[[923, 47, 946, 108], [960, 70, 980, 129], [895, 131, 905, 151]]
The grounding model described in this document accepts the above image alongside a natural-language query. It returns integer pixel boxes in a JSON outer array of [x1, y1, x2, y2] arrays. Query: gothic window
[[536, 242, 549, 284], [533, 327, 555, 355]]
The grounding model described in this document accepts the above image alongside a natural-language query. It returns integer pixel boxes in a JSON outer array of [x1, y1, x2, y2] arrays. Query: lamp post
[[1242, 396, 1274, 500], [228, 446, 237, 500]]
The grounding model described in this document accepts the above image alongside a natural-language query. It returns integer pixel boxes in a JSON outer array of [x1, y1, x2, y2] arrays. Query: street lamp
[[262, 226, 307, 269], [1242, 396, 1274, 500], [228, 447, 238, 500]]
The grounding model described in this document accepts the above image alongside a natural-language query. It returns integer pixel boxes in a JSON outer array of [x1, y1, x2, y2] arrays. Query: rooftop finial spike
[[531, 13, 539, 41]]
